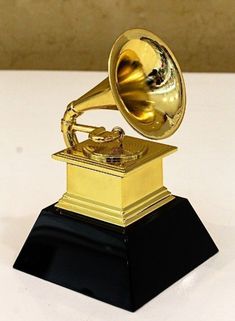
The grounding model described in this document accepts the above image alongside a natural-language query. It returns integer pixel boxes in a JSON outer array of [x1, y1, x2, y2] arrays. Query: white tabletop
[[0, 71, 235, 320]]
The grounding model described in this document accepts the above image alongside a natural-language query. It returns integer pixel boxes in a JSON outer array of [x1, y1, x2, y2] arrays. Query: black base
[[14, 196, 218, 311]]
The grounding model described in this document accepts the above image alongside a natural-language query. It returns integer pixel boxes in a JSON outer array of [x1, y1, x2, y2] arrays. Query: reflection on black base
[[13, 196, 218, 312]]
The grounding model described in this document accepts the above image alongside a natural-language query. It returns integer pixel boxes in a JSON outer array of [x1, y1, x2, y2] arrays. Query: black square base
[[14, 196, 218, 311]]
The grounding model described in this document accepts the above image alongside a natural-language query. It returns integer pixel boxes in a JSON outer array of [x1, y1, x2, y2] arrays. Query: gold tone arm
[[61, 78, 118, 148], [72, 124, 97, 133]]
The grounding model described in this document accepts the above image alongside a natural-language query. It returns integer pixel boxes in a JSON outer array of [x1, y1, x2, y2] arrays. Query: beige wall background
[[0, 0, 234, 72]]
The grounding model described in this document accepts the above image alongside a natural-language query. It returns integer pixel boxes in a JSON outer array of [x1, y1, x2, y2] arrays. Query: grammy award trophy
[[14, 29, 218, 311]]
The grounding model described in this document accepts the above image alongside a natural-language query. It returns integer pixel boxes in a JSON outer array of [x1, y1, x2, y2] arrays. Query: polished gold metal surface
[[53, 136, 177, 174], [54, 28, 186, 226], [53, 137, 177, 226], [61, 28, 186, 150]]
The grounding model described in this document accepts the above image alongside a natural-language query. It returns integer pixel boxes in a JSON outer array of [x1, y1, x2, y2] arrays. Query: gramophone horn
[[61, 29, 186, 148]]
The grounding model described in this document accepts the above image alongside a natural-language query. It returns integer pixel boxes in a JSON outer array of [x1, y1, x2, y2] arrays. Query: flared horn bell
[[108, 28, 186, 140], [61, 29, 186, 148]]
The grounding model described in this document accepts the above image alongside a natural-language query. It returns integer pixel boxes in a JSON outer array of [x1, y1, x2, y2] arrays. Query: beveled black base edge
[[13, 196, 218, 311]]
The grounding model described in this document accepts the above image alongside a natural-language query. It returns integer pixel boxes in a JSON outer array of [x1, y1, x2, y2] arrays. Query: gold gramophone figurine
[[14, 29, 218, 311]]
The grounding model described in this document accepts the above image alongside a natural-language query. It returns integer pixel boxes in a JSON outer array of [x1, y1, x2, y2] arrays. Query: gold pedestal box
[[53, 136, 177, 226]]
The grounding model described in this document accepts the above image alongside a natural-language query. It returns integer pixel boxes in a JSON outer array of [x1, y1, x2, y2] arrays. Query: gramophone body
[[54, 29, 185, 226], [14, 29, 218, 312]]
